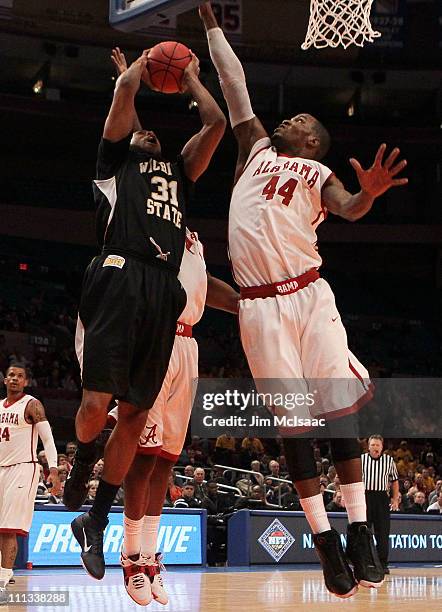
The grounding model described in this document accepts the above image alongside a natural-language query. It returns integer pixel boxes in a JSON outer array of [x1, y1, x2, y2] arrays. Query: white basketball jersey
[[178, 228, 207, 326], [229, 137, 333, 286], [0, 394, 38, 466]]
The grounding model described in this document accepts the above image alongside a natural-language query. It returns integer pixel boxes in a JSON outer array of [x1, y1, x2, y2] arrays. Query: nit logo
[[258, 519, 295, 562]]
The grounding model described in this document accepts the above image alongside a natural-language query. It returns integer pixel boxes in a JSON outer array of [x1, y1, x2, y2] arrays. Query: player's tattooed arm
[[322, 144, 408, 221], [206, 272, 239, 314], [25, 398, 48, 424]]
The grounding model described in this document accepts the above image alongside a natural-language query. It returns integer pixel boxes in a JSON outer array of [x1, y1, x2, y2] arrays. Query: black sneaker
[[63, 454, 95, 511], [346, 523, 384, 588], [71, 512, 107, 580], [313, 529, 358, 598]]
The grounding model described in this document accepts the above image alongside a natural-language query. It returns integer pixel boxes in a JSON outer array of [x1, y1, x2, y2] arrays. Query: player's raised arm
[[25, 398, 61, 495], [111, 47, 143, 133], [322, 144, 408, 221], [205, 272, 239, 314], [179, 52, 227, 182], [199, 2, 267, 181], [103, 50, 148, 142]]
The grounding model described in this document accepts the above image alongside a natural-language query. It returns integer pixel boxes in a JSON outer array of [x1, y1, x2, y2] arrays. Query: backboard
[[109, 0, 202, 31]]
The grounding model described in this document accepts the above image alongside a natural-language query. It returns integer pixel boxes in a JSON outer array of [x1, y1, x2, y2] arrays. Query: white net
[[301, 0, 381, 50]]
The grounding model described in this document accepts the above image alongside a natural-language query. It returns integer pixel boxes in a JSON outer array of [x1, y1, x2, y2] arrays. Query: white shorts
[[108, 335, 198, 462], [0, 463, 39, 535], [239, 278, 372, 425]]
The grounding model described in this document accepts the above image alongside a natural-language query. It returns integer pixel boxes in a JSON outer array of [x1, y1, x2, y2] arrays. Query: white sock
[[0, 567, 13, 588], [340, 482, 367, 524], [300, 494, 331, 534], [123, 515, 144, 557], [140, 515, 161, 560]]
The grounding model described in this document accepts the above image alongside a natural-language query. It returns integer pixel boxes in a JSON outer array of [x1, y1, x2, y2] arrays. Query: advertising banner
[[28, 507, 205, 566], [229, 510, 442, 565]]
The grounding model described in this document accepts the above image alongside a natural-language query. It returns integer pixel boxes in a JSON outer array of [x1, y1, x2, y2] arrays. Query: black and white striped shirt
[[361, 453, 399, 491]]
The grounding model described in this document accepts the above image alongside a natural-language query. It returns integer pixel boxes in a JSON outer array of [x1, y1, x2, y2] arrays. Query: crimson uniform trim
[[240, 269, 320, 300], [0, 528, 28, 536], [175, 321, 192, 337]]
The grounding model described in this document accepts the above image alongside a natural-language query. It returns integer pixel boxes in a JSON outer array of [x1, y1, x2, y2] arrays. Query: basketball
[[146, 41, 192, 94]]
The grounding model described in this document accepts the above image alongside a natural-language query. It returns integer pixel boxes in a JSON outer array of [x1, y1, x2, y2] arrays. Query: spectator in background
[[202, 481, 232, 515], [235, 485, 268, 510], [193, 468, 207, 501], [407, 491, 427, 514], [400, 478, 412, 496], [390, 491, 405, 513], [241, 437, 264, 457], [278, 455, 289, 478], [268, 460, 281, 480], [414, 473, 429, 495], [174, 483, 202, 509], [65, 441, 77, 455], [396, 454, 416, 478], [327, 465, 337, 482], [428, 479, 442, 505], [326, 476, 341, 493], [421, 468, 435, 494], [419, 442, 434, 465], [326, 490, 346, 512], [215, 432, 236, 465], [92, 459, 104, 480], [395, 440, 414, 463], [57, 454, 70, 471], [184, 464, 195, 477], [427, 491, 442, 514], [250, 460, 264, 485], [58, 467, 68, 484], [85, 480, 99, 504], [203, 481, 230, 565]]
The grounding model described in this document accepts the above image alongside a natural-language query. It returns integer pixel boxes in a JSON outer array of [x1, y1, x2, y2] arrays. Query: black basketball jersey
[[93, 136, 189, 271]]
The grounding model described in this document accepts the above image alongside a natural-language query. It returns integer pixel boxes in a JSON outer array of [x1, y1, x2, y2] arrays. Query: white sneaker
[[120, 552, 152, 606], [146, 553, 168, 605]]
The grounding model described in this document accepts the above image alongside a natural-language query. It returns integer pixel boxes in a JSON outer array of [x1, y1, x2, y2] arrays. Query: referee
[[361, 435, 399, 574]]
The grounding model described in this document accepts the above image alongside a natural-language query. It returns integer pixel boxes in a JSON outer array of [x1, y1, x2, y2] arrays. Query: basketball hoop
[[301, 0, 381, 50]]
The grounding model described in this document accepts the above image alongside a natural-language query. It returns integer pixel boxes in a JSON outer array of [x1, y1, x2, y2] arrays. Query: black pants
[[365, 490, 390, 566]]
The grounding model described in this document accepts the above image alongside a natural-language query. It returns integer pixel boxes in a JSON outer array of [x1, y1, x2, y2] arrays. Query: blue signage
[[28, 508, 204, 566]]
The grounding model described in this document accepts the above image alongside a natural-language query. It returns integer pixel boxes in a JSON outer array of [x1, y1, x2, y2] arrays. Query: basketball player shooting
[[0, 365, 60, 605], [200, 1, 407, 598], [63, 47, 226, 581], [89, 48, 238, 607]]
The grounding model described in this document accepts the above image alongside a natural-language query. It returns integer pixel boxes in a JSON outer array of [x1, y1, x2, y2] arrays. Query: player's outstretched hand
[[111, 47, 128, 75], [349, 144, 408, 198], [180, 51, 201, 93], [199, 2, 218, 29]]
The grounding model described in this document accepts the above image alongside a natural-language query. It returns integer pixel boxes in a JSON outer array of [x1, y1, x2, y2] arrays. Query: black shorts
[[76, 253, 186, 410]]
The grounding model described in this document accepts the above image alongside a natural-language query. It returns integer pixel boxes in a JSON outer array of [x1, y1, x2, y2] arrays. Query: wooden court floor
[[4, 566, 441, 611]]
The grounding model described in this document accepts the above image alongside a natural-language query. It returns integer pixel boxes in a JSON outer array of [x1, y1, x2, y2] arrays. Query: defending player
[[63, 47, 226, 580], [106, 226, 238, 606], [0, 365, 60, 604], [200, 2, 408, 598]]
